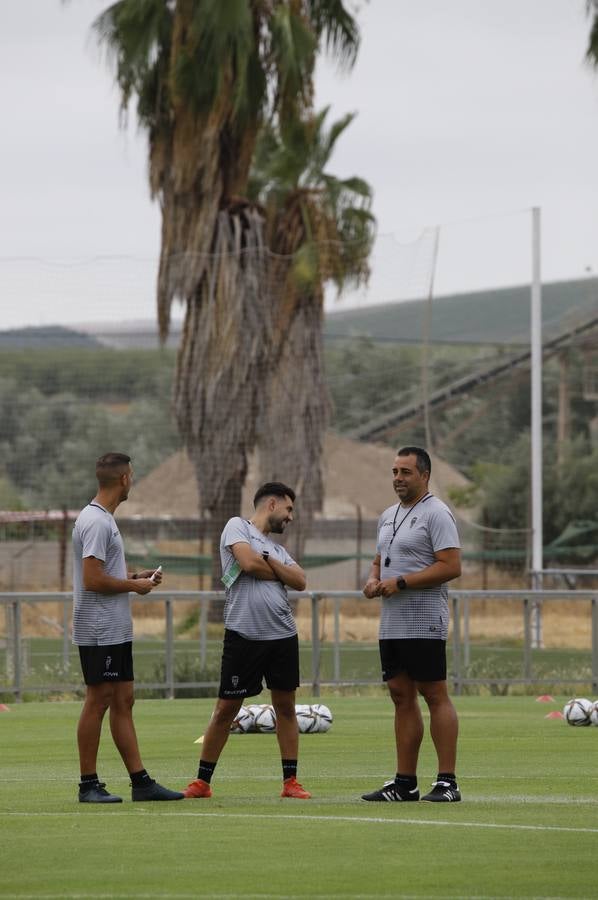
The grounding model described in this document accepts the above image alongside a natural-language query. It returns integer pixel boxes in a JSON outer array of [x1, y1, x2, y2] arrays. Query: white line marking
[[3, 810, 598, 835]]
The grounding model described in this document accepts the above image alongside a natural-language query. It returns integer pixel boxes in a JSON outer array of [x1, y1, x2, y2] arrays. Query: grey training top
[[376, 494, 460, 640], [220, 517, 298, 640], [72, 502, 132, 646]]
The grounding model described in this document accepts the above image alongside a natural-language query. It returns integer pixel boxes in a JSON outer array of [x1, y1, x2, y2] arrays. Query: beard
[[269, 517, 287, 534]]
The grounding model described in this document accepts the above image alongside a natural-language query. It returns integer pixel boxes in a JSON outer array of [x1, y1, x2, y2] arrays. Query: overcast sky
[[1, 0, 597, 328]]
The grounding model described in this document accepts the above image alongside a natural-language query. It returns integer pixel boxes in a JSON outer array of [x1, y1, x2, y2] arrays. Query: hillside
[[325, 277, 598, 346], [3, 278, 595, 349], [0, 325, 100, 349]]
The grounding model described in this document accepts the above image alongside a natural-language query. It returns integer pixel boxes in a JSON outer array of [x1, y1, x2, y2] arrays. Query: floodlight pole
[[530, 206, 543, 647]]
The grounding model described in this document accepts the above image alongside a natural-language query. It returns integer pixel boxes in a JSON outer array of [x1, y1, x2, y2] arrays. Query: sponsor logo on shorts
[[103, 654, 119, 677], [223, 688, 246, 696], [231, 675, 239, 688]]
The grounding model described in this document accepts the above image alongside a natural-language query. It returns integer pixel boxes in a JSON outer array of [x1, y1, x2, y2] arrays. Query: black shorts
[[218, 629, 300, 699], [78, 641, 134, 686], [379, 638, 447, 683]]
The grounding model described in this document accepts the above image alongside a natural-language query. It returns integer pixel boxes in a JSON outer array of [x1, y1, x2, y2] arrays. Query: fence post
[[463, 596, 470, 669], [13, 599, 22, 702], [523, 597, 532, 682], [165, 597, 174, 700], [311, 593, 321, 697], [199, 594, 208, 670], [62, 598, 70, 671], [451, 595, 461, 695], [592, 597, 598, 694], [333, 597, 341, 683]]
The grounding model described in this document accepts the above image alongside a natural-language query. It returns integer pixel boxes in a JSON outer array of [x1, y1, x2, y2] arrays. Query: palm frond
[[306, 0, 360, 70], [92, 0, 173, 124], [270, 5, 317, 122], [586, 0, 598, 66]]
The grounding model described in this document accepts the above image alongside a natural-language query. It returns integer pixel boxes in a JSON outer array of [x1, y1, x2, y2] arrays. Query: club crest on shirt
[[410, 517, 418, 528]]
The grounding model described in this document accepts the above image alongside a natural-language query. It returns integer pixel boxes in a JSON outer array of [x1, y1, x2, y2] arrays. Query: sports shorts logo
[[231, 675, 239, 688], [103, 654, 118, 677]]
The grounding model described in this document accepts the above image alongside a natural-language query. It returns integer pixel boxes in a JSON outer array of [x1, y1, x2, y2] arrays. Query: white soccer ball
[[563, 697, 592, 726], [311, 703, 333, 732], [296, 705, 318, 733], [230, 705, 254, 734], [589, 701, 598, 726], [253, 704, 277, 733]]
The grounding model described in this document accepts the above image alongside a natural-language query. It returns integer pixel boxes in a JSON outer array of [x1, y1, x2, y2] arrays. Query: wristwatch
[[396, 576, 407, 591], [262, 550, 269, 560]]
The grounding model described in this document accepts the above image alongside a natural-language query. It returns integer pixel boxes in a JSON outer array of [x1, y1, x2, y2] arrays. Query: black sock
[[129, 769, 152, 787], [395, 773, 417, 789], [197, 760, 216, 784], [79, 773, 98, 791], [438, 772, 457, 785], [282, 759, 297, 781]]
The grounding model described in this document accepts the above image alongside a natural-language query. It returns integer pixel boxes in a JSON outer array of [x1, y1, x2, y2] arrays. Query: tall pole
[[530, 207, 543, 644], [421, 227, 440, 451]]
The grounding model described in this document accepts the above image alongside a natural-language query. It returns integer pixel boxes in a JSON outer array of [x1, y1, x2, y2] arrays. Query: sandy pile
[[123, 433, 470, 519]]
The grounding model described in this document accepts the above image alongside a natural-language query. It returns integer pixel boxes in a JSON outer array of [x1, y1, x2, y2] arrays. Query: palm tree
[[248, 108, 375, 560], [92, 1, 361, 583]]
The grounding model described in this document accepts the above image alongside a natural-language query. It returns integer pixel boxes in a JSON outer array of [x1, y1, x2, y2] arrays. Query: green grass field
[[2, 695, 598, 898]]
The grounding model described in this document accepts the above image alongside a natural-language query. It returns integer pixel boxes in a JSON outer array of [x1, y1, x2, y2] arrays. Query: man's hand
[[363, 578, 381, 599], [132, 578, 155, 596], [137, 568, 163, 585], [377, 577, 401, 598]]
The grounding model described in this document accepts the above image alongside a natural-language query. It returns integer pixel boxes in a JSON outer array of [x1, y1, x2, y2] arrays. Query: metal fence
[[2, 590, 598, 700]]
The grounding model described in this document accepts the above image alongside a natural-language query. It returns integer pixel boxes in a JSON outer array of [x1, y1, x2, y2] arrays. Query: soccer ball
[[230, 706, 254, 734], [252, 704, 277, 733], [563, 697, 592, 726], [295, 704, 318, 733], [590, 701, 598, 726], [311, 703, 333, 732]]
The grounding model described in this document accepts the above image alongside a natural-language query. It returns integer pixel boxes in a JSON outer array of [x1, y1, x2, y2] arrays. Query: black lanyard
[[384, 493, 431, 567]]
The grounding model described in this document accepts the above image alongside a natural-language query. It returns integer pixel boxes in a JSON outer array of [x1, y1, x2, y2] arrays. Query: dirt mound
[[123, 434, 470, 519]]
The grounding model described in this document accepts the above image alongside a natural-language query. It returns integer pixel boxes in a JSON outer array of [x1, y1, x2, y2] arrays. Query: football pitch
[[2, 695, 598, 899]]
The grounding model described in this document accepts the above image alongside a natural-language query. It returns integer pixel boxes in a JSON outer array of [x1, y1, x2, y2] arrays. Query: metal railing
[[1, 589, 598, 700]]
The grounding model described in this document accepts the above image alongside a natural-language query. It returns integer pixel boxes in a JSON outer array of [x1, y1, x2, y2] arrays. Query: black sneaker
[[421, 780, 461, 802], [361, 780, 420, 802], [78, 782, 122, 804], [131, 780, 184, 801]]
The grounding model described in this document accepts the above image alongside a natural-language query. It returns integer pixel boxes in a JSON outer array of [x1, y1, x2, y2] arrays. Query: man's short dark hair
[[253, 482, 296, 507], [397, 446, 431, 476], [96, 452, 131, 487]]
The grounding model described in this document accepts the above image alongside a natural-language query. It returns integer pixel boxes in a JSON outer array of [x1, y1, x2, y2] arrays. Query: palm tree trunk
[[256, 292, 329, 565]]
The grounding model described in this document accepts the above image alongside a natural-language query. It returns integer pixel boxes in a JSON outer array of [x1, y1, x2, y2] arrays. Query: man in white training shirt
[[73, 452, 183, 804], [361, 447, 463, 803], [183, 482, 311, 800]]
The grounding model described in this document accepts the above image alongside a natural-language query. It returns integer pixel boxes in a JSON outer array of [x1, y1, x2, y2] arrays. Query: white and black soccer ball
[[230, 705, 254, 734], [296, 705, 318, 733], [253, 704, 277, 733], [563, 697, 592, 726], [311, 703, 333, 732], [589, 701, 598, 726]]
